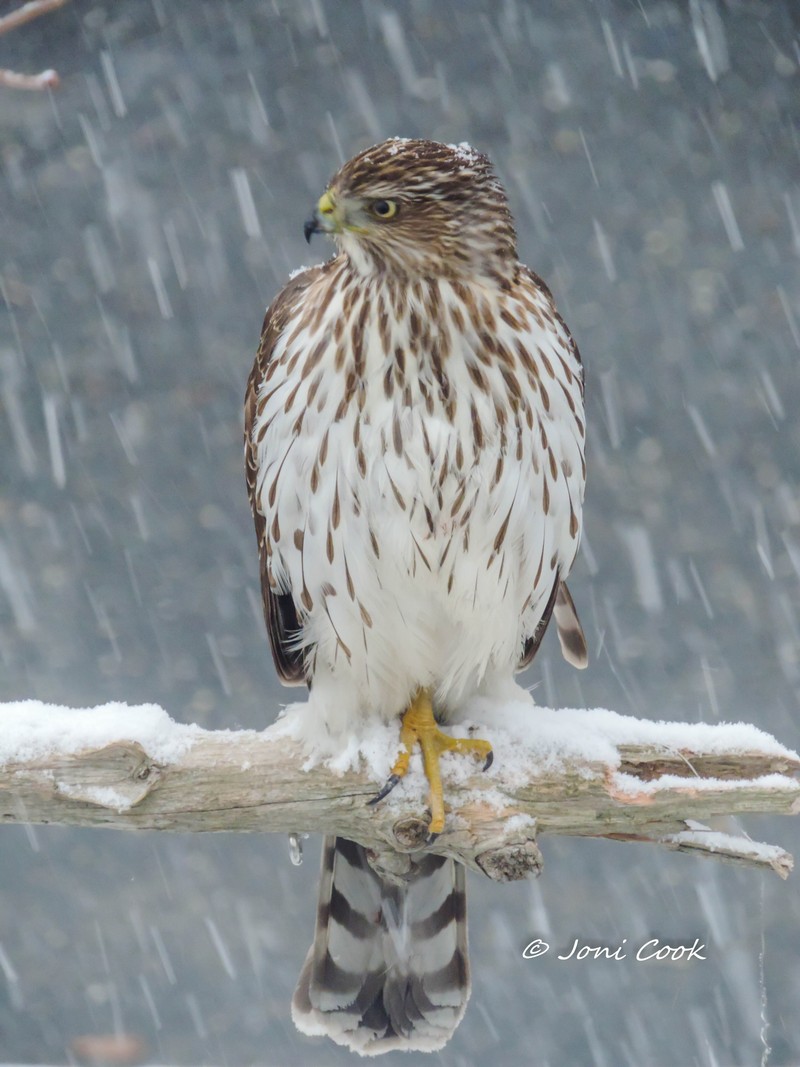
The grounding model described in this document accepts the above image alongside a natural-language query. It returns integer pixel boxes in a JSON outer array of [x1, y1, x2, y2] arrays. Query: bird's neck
[[334, 230, 518, 289]]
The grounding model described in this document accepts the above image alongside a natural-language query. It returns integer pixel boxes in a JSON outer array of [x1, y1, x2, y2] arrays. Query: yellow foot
[[368, 688, 493, 838]]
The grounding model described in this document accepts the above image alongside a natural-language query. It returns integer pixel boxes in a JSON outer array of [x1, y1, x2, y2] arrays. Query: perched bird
[[244, 138, 587, 1055]]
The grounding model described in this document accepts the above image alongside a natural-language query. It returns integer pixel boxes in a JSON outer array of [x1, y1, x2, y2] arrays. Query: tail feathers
[[292, 836, 470, 1056], [554, 581, 588, 669]]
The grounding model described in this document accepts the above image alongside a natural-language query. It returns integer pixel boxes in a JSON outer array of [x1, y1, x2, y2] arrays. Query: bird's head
[[304, 138, 518, 281]]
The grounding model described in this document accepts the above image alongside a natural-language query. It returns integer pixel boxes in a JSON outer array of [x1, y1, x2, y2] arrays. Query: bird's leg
[[368, 688, 493, 838]]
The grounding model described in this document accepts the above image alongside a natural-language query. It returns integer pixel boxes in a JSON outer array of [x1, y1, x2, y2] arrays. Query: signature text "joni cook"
[[522, 937, 707, 962]]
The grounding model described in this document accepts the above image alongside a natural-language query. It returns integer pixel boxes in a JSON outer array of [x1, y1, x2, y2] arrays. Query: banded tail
[[292, 836, 470, 1056]]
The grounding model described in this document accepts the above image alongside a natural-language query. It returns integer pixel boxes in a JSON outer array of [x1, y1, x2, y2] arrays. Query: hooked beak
[[303, 190, 338, 243]]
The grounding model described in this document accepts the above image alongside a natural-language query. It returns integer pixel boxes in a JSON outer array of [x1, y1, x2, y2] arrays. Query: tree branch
[[0, 68, 59, 90], [0, 0, 69, 37], [0, 0, 69, 92], [1, 701, 798, 881]]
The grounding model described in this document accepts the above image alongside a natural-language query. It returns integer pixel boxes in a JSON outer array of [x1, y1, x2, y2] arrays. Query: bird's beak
[[304, 190, 339, 243]]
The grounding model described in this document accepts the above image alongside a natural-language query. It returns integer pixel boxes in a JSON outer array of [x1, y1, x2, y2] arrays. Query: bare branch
[[657, 827, 794, 879], [0, 0, 69, 37], [0, 0, 70, 92], [1, 702, 797, 881], [0, 67, 59, 90]]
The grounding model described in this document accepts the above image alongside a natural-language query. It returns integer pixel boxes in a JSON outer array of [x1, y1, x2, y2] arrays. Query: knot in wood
[[392, 816, 430, 850]]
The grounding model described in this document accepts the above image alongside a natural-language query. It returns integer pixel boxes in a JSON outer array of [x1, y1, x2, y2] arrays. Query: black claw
[[368, 774, 400, 806], [421, 808, 440, 846], [483, 750, 494, 772]]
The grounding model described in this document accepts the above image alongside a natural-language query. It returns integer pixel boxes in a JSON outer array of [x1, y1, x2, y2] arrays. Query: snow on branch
[[1, 700, 798, 881]]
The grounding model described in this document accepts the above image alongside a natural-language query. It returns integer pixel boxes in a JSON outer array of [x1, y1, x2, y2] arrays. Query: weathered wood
[[1, 704, 798, 881]]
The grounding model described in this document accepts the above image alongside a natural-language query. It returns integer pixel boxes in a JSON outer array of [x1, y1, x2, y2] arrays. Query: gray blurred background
[[1, 1, 799, 1064]]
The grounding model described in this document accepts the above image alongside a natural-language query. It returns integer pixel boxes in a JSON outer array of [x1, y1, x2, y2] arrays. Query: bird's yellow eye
[[371, 199, 398, 219]]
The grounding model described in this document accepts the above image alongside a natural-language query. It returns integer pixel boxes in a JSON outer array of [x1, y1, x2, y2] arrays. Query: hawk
[[244, 138, 587, 1055]]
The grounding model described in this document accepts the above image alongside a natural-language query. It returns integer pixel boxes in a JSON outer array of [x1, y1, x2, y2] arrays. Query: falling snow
[[1, 1, 799, 1065]]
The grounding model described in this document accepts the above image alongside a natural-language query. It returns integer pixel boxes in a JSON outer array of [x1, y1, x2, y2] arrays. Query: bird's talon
[[368, 690, 494, 834], [368, 774, 400, 806]]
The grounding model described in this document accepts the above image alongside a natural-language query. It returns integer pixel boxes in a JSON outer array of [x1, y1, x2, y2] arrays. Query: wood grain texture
[[2, 715, 798, 881]]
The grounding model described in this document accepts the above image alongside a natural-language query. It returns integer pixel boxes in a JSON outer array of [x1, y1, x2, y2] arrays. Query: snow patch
[[664, 828, 789, 864], [386, 136, 413, 154], [610, 771, 799, 796], [499, 812, 537, 834], [55, 782, 136, 812], [266, 698, 798, 790], [287, 262, 324, 281], [447, 140, 482, 165], [0, 701, 203, 767]]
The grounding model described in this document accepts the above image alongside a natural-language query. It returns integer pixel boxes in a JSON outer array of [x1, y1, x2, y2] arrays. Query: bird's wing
[[516, 268, 588, 673], [553, 580, 588, 669], [517, 577, 587, 672], [522, 266, 585, 399], [517, 572, 559, 671], [244, 265, 323, 686]]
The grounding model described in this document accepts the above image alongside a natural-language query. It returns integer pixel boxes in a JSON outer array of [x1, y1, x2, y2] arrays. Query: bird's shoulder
[[251, 261, 331, 378], [244, 263, 341, 687], [244, 259, 339, 434], [515, 264, 584, 393]]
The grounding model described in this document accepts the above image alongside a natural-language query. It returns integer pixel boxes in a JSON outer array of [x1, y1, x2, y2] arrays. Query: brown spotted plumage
[[244, 138, 587, 1056]]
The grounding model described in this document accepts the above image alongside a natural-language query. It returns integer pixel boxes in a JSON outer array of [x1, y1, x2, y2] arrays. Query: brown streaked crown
[[326, 137, 518, 280]]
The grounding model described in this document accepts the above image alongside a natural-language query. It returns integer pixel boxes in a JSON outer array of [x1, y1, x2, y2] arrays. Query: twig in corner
[[0, 0, 70, 92], [0, 0, 69, 37], [0, 67, 60, 90]]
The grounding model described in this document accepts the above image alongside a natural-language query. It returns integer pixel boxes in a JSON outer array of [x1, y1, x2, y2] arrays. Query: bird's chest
[[252, 276, 583, 616], [256, 333, 524, 564]]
